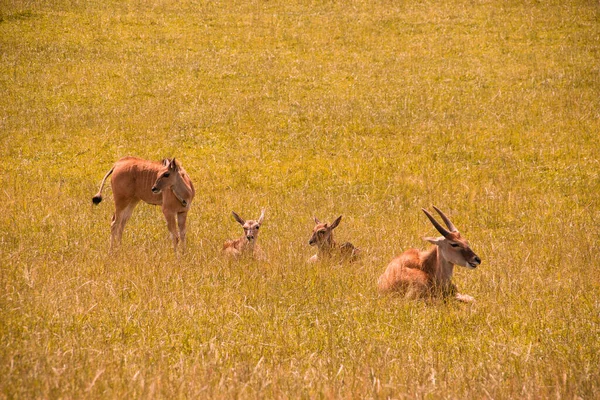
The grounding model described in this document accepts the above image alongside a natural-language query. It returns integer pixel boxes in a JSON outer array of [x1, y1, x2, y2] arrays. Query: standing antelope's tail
[[92, 166, 115, 205]]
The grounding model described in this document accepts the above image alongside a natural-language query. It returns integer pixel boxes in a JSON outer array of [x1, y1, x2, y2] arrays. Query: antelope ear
[[169, 158, 179, 171], [232, 211, 245, 226], [329, 215, 342, 230], [258, 209, 265, 225], [313, 217, 321, 225], [423, 236, 445, 245]]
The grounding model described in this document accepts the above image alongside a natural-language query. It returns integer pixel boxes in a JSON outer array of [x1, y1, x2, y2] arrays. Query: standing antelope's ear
[[169, 158, 179, 171], [329, 215, 342, 230], [313, 217, 321, 225], [232, 211, 245, 226], [258, 209, 265, 225]]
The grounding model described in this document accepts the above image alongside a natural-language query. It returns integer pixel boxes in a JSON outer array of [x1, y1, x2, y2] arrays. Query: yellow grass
[[1, 0, 599, 398]]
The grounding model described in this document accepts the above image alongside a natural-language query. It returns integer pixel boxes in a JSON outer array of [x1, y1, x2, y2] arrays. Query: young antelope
[[223, 209, 266, 260], [308, 215, 360, 263]]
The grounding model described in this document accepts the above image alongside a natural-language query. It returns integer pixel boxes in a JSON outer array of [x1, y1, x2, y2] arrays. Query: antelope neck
[[422, 246, 454, 283], [171, 175, 193, 206], [317, 237, 336, 255]]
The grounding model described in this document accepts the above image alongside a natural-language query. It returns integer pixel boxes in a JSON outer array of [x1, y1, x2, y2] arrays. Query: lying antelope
[[92, 157, 195, 252], [223, 209, 266, 260], [308, 216, 360, 263], [377, 207, 481, 302]]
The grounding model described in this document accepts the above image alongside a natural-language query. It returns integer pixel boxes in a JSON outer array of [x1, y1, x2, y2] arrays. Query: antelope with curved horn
[[377, 207, 481, 302], [223, 209, 266, 260], [92, 156, 195, 253], [308, 216, 360, 263]]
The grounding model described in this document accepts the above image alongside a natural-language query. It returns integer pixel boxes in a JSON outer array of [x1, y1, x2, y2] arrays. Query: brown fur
[[308, 216, 360, 263], [377, 207, 481, 302], [92, 156, 195, 252]]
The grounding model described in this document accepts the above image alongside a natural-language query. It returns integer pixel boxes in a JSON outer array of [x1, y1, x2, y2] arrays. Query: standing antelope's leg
[[163, 208, 180, 252], [110, 200, 138, 251], [110, 213, 118, 251], [177, 211, 188, 253]]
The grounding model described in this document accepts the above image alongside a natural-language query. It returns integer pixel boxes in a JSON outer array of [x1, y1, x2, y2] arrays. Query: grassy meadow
[[1, 0, 599, 398]]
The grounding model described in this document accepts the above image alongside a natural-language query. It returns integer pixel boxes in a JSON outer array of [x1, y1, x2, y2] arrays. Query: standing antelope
[[223, 209, 266, 260], [308, 216, 360, 263], [377, 206, 481, 302], [92, 157, 195, 253]]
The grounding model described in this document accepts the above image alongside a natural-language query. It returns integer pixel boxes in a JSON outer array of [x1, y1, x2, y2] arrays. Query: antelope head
[[232, 209, 265, 243], [152, 158, 180, 194], [422, 206, 481, 269], [308, 216, 342, 248]]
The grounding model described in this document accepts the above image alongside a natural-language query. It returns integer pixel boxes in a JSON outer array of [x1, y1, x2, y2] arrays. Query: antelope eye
[[450, 243, 459, 248], [255, 226, 260, 230], [163, 172, 170, 178]]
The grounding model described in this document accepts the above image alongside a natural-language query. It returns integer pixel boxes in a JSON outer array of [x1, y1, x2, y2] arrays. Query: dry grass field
[[1, 0, 599, 398]]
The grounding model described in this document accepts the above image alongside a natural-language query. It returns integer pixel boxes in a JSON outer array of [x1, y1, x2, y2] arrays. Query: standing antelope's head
[[232, 209, 265, 243], [422, 206, 481, 269], [309, 216, 342, 248], [152, 158, 180, 194]]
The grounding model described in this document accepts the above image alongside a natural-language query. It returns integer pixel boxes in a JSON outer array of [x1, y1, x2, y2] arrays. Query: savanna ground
[[1, 0, 599, 398]]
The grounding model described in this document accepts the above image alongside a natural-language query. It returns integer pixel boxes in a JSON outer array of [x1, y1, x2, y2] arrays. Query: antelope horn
[[433, 206, 458, 232], [422, 208, 451, 239]]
